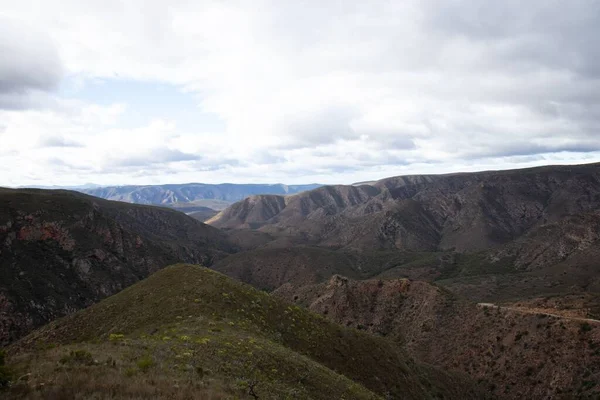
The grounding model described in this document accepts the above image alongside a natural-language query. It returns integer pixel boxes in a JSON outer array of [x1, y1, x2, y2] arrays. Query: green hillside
[[4, 264, 476, 399]]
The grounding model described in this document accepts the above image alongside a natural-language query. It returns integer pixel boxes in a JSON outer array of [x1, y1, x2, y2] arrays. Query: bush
[[59, 350, 95, 366], [0, 350, 13, 388], [109, 333, 125, 341], [580, 322, 593, 334], [136, 356, 154, 372], [514, 331, 529, 341]]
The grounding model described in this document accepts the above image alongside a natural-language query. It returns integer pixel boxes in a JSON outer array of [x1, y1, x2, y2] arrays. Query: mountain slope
[[188, 208, 220, 222], [4, 264, 479, 399], [213, 247, 440, 291], [81, 183, 321, 206], [275, 275, 600, 399], [213, 210, 600, 308], [213, 206, 600, 311], [0, 188, 236, 345], [209, 163, 600, 252]]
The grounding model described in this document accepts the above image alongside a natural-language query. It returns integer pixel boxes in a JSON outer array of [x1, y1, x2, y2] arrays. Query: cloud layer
[[0, 0, 599, 186], [0, 16, 63, 110]]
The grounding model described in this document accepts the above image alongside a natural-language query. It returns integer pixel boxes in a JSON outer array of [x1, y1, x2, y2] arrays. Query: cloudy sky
[[1, 0, 599, 186]]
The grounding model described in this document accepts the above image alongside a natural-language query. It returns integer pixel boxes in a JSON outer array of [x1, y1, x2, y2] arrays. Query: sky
[[1, 0, 600, 186]]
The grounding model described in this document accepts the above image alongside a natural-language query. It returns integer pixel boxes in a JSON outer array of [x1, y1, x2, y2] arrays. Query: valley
[[3, 163, 600, 398]]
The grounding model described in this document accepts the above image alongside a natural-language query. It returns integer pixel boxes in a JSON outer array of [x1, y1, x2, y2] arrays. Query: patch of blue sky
[[59, 76, 225, 133]]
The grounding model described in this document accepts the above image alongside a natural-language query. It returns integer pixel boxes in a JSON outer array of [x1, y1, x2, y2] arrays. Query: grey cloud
[[463, 140, 600, 160], [109, 148, 201, 167], [185, 158, 243, 171], [425, 0, 600, 78], [270, 1, 600, 164], [37, 136, 84, 148], [45, 157, 93, 171], [360, 132, 416, 151], [5, 0, 600, 185], [0, 17, 63, 109], [352, 152, 412, 168], [277, 105, 360, 149]]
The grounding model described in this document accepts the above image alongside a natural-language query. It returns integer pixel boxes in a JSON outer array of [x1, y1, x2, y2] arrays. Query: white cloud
[[0, 0, 599, 186]]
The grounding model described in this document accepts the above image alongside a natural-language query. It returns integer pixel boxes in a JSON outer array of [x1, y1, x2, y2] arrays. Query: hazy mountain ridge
[[80, 183, 322, 206]]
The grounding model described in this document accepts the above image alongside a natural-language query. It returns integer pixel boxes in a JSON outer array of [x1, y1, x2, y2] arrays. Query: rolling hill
[[3, 264, 479, 399]]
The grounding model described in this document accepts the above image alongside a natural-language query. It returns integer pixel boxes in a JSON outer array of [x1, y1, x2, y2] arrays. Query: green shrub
[[136, 356, 154, 372]]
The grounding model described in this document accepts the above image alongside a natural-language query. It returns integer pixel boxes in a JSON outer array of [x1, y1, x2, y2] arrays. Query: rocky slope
[[3, 265, 480, 399], [0, 188, 236, 345], [276, 275, 600, 399], [212, 207, 600, 308], [209, 163, 600, 252]]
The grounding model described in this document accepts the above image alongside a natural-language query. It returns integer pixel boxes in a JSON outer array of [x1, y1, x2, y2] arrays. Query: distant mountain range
[[78, 183, 322, 211]]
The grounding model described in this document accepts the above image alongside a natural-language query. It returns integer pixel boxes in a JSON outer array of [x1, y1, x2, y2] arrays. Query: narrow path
[[476, 302, 600, 324]]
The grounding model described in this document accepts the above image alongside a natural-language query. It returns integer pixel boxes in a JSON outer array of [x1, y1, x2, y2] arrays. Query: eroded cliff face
[[276, 275, 600, 399], [0, 188, 234, 344]]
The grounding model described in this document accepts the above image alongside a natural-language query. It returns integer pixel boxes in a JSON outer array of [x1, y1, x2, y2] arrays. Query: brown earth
[[276, 275, 600, 399]]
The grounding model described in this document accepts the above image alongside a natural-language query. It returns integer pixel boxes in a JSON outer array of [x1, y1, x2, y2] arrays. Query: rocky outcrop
[[0, 188, 235, 344], [276, 275, 600, 399]]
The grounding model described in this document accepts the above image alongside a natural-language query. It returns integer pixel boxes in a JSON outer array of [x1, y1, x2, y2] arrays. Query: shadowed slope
[[0, 188, 236, 345]]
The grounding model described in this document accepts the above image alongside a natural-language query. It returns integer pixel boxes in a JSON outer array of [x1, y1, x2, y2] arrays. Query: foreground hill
[[3, 265, 478, 399], [275, 275, 600, 399], [81, 183, 321, 207], [0, 188, 236, 345], [209, 163, 600, 252]]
